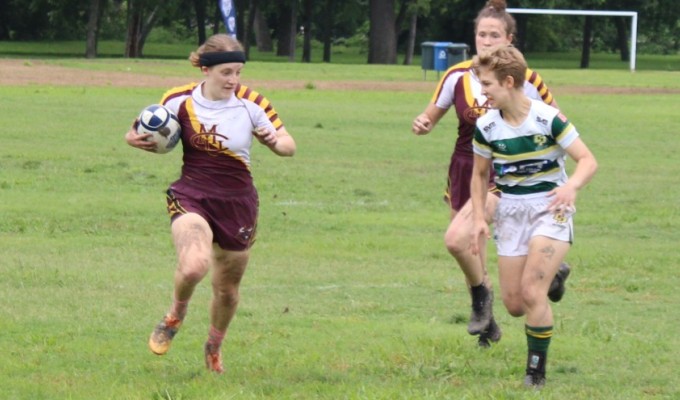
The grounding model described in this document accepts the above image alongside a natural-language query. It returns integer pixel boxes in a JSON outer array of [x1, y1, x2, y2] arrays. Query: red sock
[[207, 325, 225, 350]]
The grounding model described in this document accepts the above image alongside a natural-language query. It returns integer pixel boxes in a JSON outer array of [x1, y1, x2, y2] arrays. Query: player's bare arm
[[547, 138, 598, 212], [254, 126, 296, 157], [469, 154, 492, 256], [412, 103, 447, 135]]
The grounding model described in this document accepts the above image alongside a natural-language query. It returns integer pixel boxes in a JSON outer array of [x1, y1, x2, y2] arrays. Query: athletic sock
[[206, 325, 226, 350], [525, 325, 553, 376], [470, 283, 488, 308]]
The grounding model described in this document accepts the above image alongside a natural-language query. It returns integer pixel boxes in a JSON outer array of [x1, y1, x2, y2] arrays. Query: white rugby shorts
[[493, 193, 574, 257]]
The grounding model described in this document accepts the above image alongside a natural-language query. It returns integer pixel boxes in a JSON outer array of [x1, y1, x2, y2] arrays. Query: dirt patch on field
[[0, 59, 435, 91], [1, 59, 678, 95]]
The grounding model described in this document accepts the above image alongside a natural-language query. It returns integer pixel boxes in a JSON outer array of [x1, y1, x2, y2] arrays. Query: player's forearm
[[470, 156, 491, 221], [566, 155, 598, 191], [269, 135, 296, 157], [470, 172, 488, 222]]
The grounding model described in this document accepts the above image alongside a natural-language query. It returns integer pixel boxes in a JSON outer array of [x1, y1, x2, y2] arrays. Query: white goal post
[[507, 8, 639, 71]]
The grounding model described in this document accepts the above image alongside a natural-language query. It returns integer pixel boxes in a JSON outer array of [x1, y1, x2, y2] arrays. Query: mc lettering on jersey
[[463, 98, 491, 123], [190, 124, 231, 155]]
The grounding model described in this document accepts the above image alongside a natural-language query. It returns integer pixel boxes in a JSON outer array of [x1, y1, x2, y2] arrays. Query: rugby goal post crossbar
[[507, 8, 639, 71]]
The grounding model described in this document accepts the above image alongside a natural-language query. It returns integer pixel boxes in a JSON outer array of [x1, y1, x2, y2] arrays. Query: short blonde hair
[[472, 45, 527, 89], [189, 34, 244, 68]]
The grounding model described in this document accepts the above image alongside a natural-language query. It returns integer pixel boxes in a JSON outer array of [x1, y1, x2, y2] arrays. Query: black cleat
[[478, 316, 502, 348], [523, 372, 546, 389], [548, 262, 571, 302]]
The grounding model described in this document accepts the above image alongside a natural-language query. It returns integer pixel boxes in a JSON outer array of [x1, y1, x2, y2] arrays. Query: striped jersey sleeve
[[236, 84, 284, 130], [525, 68, 554, 105], [552, 112, 578, 149]]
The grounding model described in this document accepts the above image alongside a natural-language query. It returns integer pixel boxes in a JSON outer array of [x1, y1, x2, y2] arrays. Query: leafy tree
[[1, 0, 679, 63]]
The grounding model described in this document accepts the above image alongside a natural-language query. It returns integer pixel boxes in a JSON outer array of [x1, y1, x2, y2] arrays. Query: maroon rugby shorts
[[166, 184, 259, 251], [445, 154, 497, 212]]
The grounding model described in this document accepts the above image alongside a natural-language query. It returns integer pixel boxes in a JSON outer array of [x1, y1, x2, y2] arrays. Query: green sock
[[526, 325, 553, 352], [525, 325, 553, 375]]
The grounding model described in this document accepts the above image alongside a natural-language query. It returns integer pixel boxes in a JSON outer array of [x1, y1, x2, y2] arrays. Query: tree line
[[1, 0, 678, 65]]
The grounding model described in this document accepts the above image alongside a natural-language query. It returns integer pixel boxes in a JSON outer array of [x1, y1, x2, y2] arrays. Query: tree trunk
[[287, 0, 297, 61], [276, 1, 297, 60], [580, 15, 593, 69], [125, 1, 142, 58], [85, 0, 102, 58], [193, 0, 207, 46], [614, 17, 630, 62], [244, 0, 258, 58], [276, 11, 290, 56], [125, 1, 159, 58], [321, 0, 335, 62], [301, 0, 313, 62], [234, 0, 246, 42], [254, 8, 273, 52], [368, 0, 397, 64], [137, 6, 159, 56], [403, 12, 416, 65]]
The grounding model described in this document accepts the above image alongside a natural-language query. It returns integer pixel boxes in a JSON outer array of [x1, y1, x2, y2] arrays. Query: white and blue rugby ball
[[137, 104, 182, 154]]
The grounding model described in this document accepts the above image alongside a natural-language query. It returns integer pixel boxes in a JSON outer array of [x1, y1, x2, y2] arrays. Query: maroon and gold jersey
[[159, 82, 283, 192]]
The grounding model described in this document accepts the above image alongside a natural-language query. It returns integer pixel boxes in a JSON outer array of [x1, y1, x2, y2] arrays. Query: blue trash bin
[[433, 42, 452, 72], [421, 41, 455, 80]]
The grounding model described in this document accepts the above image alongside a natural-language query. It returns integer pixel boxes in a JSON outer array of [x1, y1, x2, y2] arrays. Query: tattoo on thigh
[[540, 245, 555, 260]]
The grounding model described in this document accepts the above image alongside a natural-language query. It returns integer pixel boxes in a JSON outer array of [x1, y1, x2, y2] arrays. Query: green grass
[[2, 39, 680, 70], [0, 60, 679, 399], [525, 51, 680, 71]]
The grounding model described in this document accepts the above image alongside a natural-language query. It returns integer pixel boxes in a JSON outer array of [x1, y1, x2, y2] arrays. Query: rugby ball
[[137, 104, 182, 154]]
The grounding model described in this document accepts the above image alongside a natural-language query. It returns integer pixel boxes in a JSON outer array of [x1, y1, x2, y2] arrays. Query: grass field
[[1, 39, 680, 71], [0, 55, 679, 399]]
